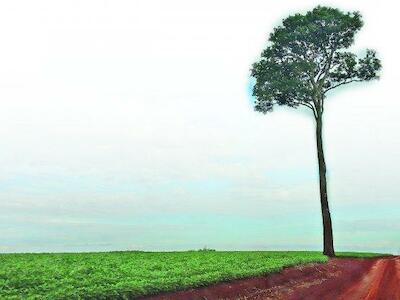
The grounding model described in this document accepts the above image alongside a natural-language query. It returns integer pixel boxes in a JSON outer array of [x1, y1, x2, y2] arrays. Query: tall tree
[[251, 6, 381, 257]]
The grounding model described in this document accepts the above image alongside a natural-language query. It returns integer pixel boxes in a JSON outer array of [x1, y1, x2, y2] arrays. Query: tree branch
[[323, 79, 362, 93], [317, 45, 337, 83], [321, 97, 324, 114], [295, 101, 318, 119]]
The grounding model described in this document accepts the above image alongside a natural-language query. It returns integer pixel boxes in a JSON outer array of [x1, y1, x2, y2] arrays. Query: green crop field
[[0, 250, 385, 299]]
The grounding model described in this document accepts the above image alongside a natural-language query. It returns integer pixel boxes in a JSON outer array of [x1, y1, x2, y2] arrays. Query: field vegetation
[[0, 250, 385, 299]]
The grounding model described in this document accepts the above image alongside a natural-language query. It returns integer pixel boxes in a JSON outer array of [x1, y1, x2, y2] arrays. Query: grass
[[0, 250, 388, 299], [0, 250, 327, 299], [336, 251, 391, 258]]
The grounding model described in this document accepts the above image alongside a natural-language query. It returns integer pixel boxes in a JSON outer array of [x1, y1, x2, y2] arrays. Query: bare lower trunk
[[316, 116, 335, 257]]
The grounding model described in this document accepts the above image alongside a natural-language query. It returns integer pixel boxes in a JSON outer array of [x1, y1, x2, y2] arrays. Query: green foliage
[[336, 252, 391, 258], [196, 246, 216, 252], [251, 6, 381, 116], [0, 251, 327, 299]]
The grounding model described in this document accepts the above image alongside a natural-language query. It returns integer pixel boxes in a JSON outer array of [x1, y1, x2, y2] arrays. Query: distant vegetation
[[0, 250, 386, 299], [336, 252, 391, 258], [196, 246, 216, 252]]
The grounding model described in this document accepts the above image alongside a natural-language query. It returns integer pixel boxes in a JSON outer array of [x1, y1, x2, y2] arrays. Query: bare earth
[[142, 256, 400, 300]]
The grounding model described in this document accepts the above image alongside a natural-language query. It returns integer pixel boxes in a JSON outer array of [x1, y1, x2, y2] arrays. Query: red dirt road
[[143, 256, 400, 300], [338, 256, 400, 300]]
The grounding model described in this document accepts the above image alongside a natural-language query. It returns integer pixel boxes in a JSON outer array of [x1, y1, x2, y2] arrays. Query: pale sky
[[1, 0, 399, 254]]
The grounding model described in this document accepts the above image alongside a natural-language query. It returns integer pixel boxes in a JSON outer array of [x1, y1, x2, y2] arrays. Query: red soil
[[141, 256, 400, 300]]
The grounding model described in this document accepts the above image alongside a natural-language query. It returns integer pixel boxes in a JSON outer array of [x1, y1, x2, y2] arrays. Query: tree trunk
[[316, 116, 335, 257]]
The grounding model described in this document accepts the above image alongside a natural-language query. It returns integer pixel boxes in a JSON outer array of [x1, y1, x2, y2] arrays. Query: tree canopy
[[251, 6, 381, 118]]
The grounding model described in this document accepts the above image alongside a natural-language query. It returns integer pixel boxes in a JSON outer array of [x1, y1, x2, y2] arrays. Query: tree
[[251, 6, 381, 257]]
